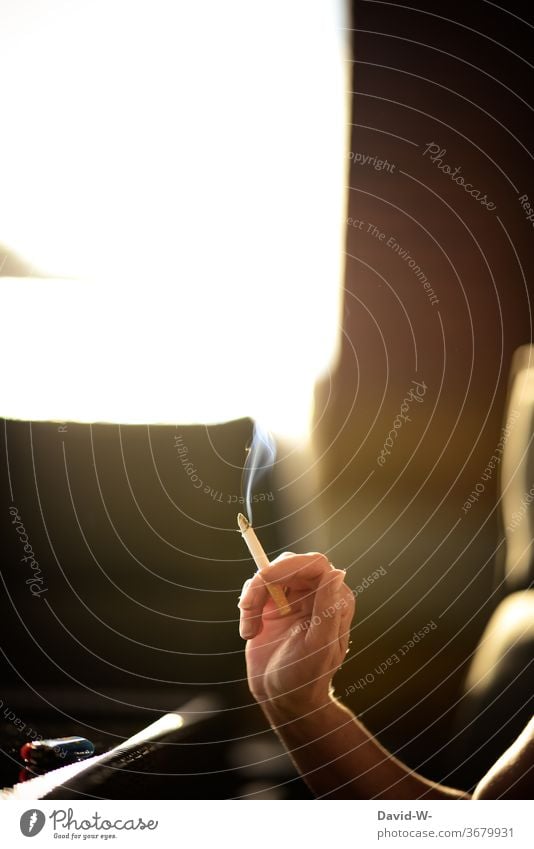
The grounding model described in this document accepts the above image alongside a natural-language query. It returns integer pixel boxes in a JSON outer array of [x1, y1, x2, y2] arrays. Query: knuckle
[[306, 552, 331, 570]]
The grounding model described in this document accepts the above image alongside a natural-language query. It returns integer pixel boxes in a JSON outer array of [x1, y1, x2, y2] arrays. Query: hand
[[238, 553, 355, 715]]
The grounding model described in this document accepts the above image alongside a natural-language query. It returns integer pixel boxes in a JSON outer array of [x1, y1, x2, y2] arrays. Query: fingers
[[305, 573, 356, 667], [337, 583, 356, 660], [305, 568, 346, 651], [238, 552, 335, 640], [238, 578, 267, 640], [339, 582, 356, 625], [250, 552, 335, 593]]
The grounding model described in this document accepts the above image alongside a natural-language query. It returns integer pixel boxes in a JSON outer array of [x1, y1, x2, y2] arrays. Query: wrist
[[259, 688, 338, 725]]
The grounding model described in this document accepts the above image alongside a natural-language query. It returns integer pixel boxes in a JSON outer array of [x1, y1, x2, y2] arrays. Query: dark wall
[[1, 419, 278, 695], [314, 0, 534, 775]]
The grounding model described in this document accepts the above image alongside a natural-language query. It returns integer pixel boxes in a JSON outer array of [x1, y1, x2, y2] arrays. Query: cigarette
[[237, 513, 291, 616]]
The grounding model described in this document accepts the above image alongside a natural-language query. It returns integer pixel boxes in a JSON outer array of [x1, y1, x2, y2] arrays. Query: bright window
[[0, 1, 349, 436]]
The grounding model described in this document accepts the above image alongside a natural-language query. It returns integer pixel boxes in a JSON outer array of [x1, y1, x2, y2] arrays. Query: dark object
[[20, 736, 95, 768], [7, 697, 219, 800], [449, 346, 534, 790]]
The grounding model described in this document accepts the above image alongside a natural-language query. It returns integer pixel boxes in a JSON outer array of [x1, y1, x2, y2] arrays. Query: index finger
[[239, 552, 334, 629], [253, 552, 335, 591]]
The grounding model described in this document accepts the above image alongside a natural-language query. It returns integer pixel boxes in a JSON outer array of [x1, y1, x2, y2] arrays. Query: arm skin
[[471, 716, 533, 799], [263, 695, 468, 800], [238, 552, 532, 800]]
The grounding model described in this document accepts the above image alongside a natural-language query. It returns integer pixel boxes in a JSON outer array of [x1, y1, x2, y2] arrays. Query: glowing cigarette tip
[[237, 513, 250, 533]]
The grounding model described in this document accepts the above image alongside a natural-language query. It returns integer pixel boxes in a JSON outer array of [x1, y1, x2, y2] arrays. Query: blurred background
[[1, 0, 533, 798]]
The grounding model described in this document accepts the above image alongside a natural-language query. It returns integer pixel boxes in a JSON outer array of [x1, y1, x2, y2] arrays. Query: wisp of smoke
[[241, 422, 276, 524]]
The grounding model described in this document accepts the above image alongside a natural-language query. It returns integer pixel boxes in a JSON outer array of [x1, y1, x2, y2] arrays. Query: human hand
[[238, 553, 355, 715]]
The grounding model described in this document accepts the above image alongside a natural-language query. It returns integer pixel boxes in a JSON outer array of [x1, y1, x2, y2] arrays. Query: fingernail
[[239, 578, 251, 598], [238, 579, 253, 609], [239, 621, 255, 640], [330, 571, 345, 591]]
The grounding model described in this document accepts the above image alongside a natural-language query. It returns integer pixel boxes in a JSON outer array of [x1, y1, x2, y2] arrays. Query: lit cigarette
[[237, 513, 291, 616]]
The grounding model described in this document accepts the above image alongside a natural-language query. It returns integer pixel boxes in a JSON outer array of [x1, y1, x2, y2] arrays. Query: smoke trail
[[241, 422, 276, 524]]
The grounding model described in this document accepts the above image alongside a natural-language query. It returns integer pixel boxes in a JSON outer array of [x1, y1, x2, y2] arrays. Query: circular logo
[[20, 809, 46, 837]]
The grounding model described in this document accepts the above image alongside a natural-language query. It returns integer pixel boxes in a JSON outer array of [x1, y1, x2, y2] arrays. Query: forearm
[[262, 694, 470, 800]]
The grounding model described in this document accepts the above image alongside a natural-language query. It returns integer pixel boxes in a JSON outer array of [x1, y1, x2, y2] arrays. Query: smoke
[[241, 422, 276, 524]]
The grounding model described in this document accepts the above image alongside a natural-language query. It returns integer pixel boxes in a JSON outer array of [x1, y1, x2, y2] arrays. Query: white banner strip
[[0, 799, 531, 848]]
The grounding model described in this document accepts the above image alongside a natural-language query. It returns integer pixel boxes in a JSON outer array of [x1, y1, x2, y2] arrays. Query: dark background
[[1, 0, 533, 798]]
